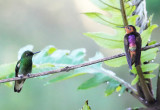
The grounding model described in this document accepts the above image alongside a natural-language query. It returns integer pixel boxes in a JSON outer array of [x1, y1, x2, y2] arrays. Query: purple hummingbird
[[123, 25, 142, 69]]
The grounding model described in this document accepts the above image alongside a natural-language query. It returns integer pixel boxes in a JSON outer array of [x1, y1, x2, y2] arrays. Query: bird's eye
[[128, 27, 131, 30]]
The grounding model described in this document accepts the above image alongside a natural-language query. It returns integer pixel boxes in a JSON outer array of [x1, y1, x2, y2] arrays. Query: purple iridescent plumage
[[128, 35, 136, 47]]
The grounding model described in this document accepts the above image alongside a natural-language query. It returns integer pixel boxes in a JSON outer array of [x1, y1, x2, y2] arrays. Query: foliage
[[0, 0, 158, 103], [0, 45, 126, 96], [84, 0, 158, 85], [81, 100, 91, 110]]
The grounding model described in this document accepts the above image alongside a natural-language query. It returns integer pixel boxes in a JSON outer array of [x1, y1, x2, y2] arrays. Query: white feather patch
[[15, 81, 24, 91]]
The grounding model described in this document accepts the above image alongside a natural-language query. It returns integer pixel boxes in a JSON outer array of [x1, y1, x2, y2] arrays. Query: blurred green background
[[0, 0, 159, 110]]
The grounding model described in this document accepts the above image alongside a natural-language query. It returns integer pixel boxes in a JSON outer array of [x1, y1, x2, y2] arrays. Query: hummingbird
[[123, 25, 142, 69], [14, 50, 40, 93]]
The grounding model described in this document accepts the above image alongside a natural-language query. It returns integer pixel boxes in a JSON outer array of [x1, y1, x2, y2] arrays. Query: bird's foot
[[27, 73, 31, 77], [65, 66, 70, 72], [18, 74, 24, 79], [61, 66, 70, 72]]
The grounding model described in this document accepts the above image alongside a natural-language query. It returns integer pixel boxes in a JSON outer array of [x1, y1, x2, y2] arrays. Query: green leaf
[[84, 12, 121, 27], [32, 63, 56, 79], [91, 0, 120, 10], [148, 14, 154, 27], [78, 73, 110, 89], [116, 86, 121, 92], [104, 56, 127, 67], [46, 46, 57, 55], [128, 15, 139, 26], [131, 63, 159, 74], [84, 32, 124, 49], [46, 72, 86, 85], [89, 0, 123, 25], [0, 62, 16, 79], [131, 75, 139, 85], [33, 46, 70, 64], [144, 74, 156, 79], [81, 100, 91, 110], [148, 40, 157, 45], [4, 82, 13, 87], [33, 46, 87, 79], [141, 24, 158, 47], [105, 80, 120, 96], [47, 52, 114, 85], [141, 48, 158, 63], [125, 4, 136, 16], [119, 85, 126, 96], [142, 63, 159, 72], [131, 74, 156, 85], [46, 51, 120, 94]]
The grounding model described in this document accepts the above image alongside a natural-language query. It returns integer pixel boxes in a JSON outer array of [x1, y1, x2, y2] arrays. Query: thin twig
[[109, 73, 149, 106], [120, 0, 128, 26], [0, 43, 159, 83], [156, 66, 160, 103], [142, 43, 160, 51]]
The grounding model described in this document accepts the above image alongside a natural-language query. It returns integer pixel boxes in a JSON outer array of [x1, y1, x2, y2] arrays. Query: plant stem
[[156, 66, 160, 103], [136, 66, 155, 103], [109, 73, 149, 106], [120, 0, 128, 26]]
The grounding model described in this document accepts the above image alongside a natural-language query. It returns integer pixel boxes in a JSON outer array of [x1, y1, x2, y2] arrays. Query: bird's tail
[[14, 80, 25, 93]]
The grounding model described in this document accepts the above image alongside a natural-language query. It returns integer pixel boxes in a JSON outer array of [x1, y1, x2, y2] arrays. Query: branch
[[156, 66, 160, 103], [0, 43, 160, 83], [136, 66, 155, 103], [120, 0, 128, 26], [109, 73, 149, 106], [142, 43, 160, 51]]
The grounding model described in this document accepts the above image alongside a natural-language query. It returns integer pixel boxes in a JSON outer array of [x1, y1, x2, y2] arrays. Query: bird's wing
[[135, 33, 142, 66], [15, 60, 20, 77], [124, 35, 132, 69]]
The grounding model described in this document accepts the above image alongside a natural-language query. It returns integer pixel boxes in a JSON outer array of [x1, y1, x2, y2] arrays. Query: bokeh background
[[0, 0, 159, 110]]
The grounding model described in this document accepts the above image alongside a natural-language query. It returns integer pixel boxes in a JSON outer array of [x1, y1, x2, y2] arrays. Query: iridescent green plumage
[[14, 50, 39, 93]]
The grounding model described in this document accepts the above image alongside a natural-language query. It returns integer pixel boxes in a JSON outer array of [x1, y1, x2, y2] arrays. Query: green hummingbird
[[14, 50, 40, 93]]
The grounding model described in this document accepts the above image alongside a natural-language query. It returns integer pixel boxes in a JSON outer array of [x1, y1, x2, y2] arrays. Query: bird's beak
[[116, 26, 125, 28], [33, 51, 40, 54]]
